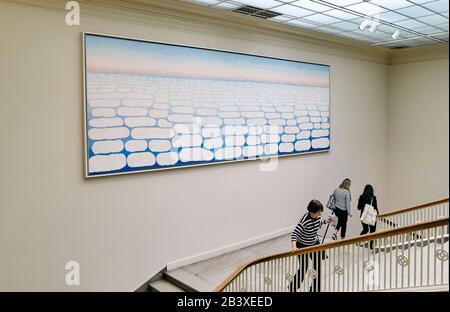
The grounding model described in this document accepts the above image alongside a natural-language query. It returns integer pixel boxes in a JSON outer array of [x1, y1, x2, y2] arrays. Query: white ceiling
[[183, 0, 449, 49]]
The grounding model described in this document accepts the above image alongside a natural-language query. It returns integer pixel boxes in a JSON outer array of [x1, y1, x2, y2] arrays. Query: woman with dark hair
[[331, 178, 352, 240], [358, 184, 379, 237]]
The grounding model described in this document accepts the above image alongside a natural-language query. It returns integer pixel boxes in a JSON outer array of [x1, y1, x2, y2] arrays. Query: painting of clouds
[[83, 33, 330, 177]]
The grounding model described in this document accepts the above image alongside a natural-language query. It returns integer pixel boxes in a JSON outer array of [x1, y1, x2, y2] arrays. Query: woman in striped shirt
[[289, 199, 331, 292]]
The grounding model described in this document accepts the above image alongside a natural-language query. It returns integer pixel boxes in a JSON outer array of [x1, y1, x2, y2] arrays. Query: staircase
[[147, 268, 216, 292], [139, 198, 449, 292], [140, 233, 291, 292]]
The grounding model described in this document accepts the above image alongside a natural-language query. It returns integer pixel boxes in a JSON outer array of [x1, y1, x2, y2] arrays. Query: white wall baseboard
[[166, 226, 293, 271]]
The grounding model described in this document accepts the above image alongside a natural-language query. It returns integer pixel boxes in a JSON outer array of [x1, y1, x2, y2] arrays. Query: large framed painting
[[83, 33, 330, 178]]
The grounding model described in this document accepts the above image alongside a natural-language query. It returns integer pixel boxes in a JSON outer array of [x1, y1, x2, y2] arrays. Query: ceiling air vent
[[232, 5, 281, 19]]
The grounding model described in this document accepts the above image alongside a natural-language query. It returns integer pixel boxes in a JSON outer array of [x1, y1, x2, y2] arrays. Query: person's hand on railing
[[291, 241, 299, 253]]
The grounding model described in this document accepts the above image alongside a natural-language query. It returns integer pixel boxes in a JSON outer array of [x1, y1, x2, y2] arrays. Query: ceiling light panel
[[349, 17, 368, 24], [286, 19, 319, 27], [346, 2, 386, 15], [290, 0, 332, 12], [320, 0, 362, 7], [376, 11, 409, 23], [271, 4, 314, 17], [430, 33, 449, 41], [417, 14, 449, 25], [414, 25, 444, 35], [270, 14, 293, 21], [303, 13, 342, 24], [435, 23, 449, 31], [215, 2, 240, 9], [370, 0, 415, 10], [323, 9, 360, 20], [422, 0, 449, 13], [233, 0, 282, 9], [395, 19, 428, 28], [396, 5, 435, 18], [408, 0, 438, 4], [377, 24, 400, 34], [314, 26, 346, 34], [330, 21, 360, 31]]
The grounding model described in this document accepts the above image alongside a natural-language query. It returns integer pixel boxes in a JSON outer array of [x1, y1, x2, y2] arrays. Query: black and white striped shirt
[[291, 213, 325, 246]]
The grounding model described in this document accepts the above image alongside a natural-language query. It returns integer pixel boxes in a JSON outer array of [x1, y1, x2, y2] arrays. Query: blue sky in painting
[[85, 34, 329, 87]]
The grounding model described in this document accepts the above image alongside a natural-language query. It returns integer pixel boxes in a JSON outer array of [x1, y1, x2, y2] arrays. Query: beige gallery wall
[[388, 58, 449, 210]]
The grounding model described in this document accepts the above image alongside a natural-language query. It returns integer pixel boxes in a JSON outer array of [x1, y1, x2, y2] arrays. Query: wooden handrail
[[377, 198, 448, 218], [214, 217, 449, 292]]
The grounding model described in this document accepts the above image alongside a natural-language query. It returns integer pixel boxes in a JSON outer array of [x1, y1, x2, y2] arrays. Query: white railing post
[[383, 237, 387, 290], [434, 227, 437, 286], [440, 225, 444, 285], [427, 228, 431, 286]]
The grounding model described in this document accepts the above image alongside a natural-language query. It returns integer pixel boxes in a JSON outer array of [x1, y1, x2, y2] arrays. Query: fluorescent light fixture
[[392, 30, 401, 39], [369, 21, 380, 33], [359, 19, 371, 31]]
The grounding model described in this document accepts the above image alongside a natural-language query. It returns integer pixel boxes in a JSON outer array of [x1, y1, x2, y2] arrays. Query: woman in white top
[[331, 178, 352, 240]]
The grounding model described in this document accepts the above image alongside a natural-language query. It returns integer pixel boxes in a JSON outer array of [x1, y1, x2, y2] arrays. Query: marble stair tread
[[165, 268, 216, 292], [178, 234, 291, 288], [148, 279, 186, 292]]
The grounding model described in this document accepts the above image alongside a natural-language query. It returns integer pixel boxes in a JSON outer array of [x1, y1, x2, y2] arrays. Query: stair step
[[148, 279, 186, 292], [164, 268, 216, 292]]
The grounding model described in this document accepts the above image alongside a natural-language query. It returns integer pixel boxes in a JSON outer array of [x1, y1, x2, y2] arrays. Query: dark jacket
[[357, 195, 379, 216]]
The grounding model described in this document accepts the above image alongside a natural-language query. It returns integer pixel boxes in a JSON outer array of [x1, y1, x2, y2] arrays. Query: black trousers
[[289, 242, 323, 292], [360, 221, 376, 235], [360, 221, 377, 249], [334, 208, 348, 238]]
